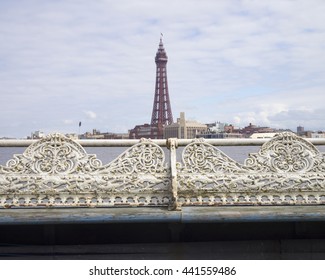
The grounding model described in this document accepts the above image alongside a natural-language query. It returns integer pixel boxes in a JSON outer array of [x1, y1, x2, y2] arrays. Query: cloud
[[63, 119, 74, 125], [269, 108, 325, 131], [84, 110, 97, 120]]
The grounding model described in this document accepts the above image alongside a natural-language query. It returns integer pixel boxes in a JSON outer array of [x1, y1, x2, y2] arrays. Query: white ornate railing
[[0, 132, 324, 210]]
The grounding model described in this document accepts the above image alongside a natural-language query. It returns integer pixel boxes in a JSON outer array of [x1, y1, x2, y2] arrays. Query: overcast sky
[[1, 0, 325, 138]]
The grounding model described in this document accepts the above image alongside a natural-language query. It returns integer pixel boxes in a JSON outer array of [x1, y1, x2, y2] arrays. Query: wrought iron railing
[[0, 132, 324, 210]]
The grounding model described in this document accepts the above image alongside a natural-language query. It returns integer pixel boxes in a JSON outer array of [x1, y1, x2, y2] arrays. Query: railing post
[[167, 138, 181, 210]]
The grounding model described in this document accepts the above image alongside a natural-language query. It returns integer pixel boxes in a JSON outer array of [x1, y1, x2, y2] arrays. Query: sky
[[0, 0, 325, 138]]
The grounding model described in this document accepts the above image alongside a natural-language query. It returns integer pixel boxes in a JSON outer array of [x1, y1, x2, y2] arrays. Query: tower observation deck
[[150, 38, 173, 139]]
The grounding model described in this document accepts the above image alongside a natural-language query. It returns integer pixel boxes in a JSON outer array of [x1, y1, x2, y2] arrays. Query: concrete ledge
[[1, 205, 325, 225]]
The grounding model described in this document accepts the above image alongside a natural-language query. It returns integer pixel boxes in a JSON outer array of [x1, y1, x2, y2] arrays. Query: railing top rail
[[0, 137, 325, 147]]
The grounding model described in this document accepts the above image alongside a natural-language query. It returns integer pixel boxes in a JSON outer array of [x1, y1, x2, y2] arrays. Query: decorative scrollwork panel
[[2, 133, 102, 175], [244, 132, 323, 173], [181, 139, 245, 174]]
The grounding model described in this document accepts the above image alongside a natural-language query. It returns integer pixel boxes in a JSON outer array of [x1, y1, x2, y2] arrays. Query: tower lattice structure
[[150, 38, 173, 139]]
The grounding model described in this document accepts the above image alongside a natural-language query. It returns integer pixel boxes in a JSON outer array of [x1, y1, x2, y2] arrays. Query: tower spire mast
[[150, 37, 173, 139]]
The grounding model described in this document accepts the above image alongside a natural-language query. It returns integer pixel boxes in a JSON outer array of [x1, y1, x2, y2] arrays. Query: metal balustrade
[[0, 132, 325, 224], [0, 133, 325, 224]]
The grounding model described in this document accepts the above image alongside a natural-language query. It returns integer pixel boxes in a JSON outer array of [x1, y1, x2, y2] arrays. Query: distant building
[[198, 132, 243, 139], [30, 131, 45, 139], [81, 129, 105, 139], [297, 126, 306, 137], [164, 112, 207, 139], [250, 133, 277, 139], [297, 126, 304, 134], [129, 124, 152, 139], [198, 122, 242, 139], [114, 133, 130, 139], [224, 124, 236, 133], [81, 129, 128, 139], [206, 122, 226, 133], [238, 123, 277, 138], [310, 131, 325, 138]]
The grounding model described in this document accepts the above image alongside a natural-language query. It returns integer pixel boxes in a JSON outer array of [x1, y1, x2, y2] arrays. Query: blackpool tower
[[150, 38, 173, 139]]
